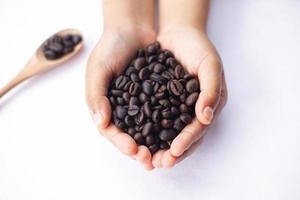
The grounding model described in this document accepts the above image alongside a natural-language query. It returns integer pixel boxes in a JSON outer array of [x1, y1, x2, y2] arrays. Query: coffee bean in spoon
[[42, 34, 82, 60], [108, 42, 200, 154]]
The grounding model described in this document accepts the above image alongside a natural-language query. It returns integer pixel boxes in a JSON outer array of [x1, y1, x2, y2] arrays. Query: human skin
[[86, 0, 227, 170]]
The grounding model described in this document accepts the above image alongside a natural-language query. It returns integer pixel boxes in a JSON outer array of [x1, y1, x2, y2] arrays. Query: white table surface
[[1, 0, 300, 199]]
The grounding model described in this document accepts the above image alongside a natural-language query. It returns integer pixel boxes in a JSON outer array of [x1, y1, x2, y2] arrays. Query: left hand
[[151, 25, 228, 168]]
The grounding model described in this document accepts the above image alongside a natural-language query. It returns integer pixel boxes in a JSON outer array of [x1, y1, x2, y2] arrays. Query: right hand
[[86, 25, 155, 170]]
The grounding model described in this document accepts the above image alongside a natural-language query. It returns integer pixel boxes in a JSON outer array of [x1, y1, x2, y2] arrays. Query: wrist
[[159, 23, 207, 36]]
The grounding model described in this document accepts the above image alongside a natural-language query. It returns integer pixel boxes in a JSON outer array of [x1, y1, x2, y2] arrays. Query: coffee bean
[[153, 63, 166, 73], [152, 110, 161, 123], [122, 92, 130, 103], [142, 80, 154, 95], [129, 82, 141, 96], [44, 50, 58, 59], [138, 67, 150, 80], [162, 109, 172, 119], [147, 55, 156, 63], [115, 106, 127, 119], [111, 89, 123, 97], [174, 65, 185, 79], [171, 106, 180, 116], [125, 115, 135, 126], [116, 97, 125, 105], [169, 97, 181, 106], [137, 93, 148, 103], [159, 99, 170, 107], [130, 73, 140, 83], [159, 129, 177, 141], [150, 73, 168, 84], [125, 67, 137, 76], [157, 53, 166, 63], [149, 144, 159, 154], [72, 35, 82, 44], [115, 120, 126, 129], [134, 133, 145, 145], [180, 104, 189, 113], [134, 57, 147, 70], [129, 97, 139, 106], [161, 71, 174, 80], [137, 48, 145, 57], [150, 96, 158, 105], [143, 102, 152, 117], [146, 135, 155, 146], [169, 80, 184, 96], [161, 119, 173, 128], [49, 42, 64, 53], [173, 118, 185, 131], [180, 113, 192, 124], [134, 111, 145, 125], [147, 62, 155, 71], [128, 105, 139, 116], [109, 96, 117, 107], [160, 142, 169, 149], [185, 92, 199, 106], [186, 79, 199, 93], [180, 93, 187, 102], [154, 91, 166, 99], [128, 127, 136, 137], [147, 41, 160, 54], [115, 76, 129, 89], [142, 122, 153, 136], [164, 50, 174, 58]]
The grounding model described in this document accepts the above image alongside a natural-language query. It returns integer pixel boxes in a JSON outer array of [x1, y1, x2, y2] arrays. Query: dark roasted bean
[[146, 135, 155, 146], [174, 65, 185, 79], [143, 102, 152, 117], [153, 63, 166, 73], [130, 73, 140, 83], [134, 133, 145, 145], [142, 122, 153, 137], [142, 80, 153, 95], [138, 67, 150, 80], [169, 97, 181, 106], [122, 92, 130, 103], [128, 105, 139, 116], [134, 111, 145, 126], [149, 144, 159, 154], [139, 92, 150, 103], [129, 97, 139, 106], [173, 118, 185, 132], [125, 115, 135, 126], [161, 119, 173, 128], [134, 57, 147, 70], [159, 99, 170, 107], [115, 76, 129, 89], [186, 78, 199, 93], [180, 104, 189, 113], [152, 110, 161, 123], [115, 106, 127, 119], [127, 127, 136, 137], [129, 82, 141, 96], [150, 73, 168, 84], [159, 129, 177, 141], [169, 80, 184, 96], [185, 92, 199, 106], [180, 113, 192, 124], [111, 89, 123, 97]]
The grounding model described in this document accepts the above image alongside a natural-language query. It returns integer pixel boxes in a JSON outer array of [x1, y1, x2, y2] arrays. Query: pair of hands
[[86, 24, 227, 170]]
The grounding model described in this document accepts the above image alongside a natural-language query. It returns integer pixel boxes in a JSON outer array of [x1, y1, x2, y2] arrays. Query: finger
[[86, 53, 114, 129], [143, 162, 155, 171], [170, 118, 207, 157], [132, 146, 152, 164], [161, 150, 177, 168], [152, 150, 166, 168], [196, 54, 222, 125]]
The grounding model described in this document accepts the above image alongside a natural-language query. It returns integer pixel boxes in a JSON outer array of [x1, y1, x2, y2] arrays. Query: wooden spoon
[[0, 28, 83, 99]]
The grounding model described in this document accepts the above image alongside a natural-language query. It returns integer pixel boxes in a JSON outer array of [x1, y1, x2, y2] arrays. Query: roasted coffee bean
[[129, 82, 141, 96], [175, 65, 185, 79], [115, 76, 129, 89], [72, 35, 82, 44], [180, 113, 192, 124], [116, 97, 126, 105], [134, 133, 145, 145], [150, 73, 168, 84], [146, 135, 155, 146], [161, 119, 173, 128], [142, 80, 154, 95], [142, 122, 153, 136], [149, 144, 159, 154], [138, 67, 150, 80], [135, 111, 145, 126], [128, 105, 139, 116], [139, 92, 150, 103], [125, 66, 137, 76], [173, 118, 185, 131], [169, 97, 181, 106], [159, 129, 177, 141], [111, 89, 123, 97], [171, 106, 180, 116], [160, 142, 169, 149], [125, 115, 135, 126], [129, 97, 139, 106], [130, 73, 140, 83], [143, 102, 152, 117], [186, 79, 199, 93], [152, 110, 161, 123], [115, 106, 127, 119], [44, 50, 58, 59], [169, 80, 184, 96], [134, 57, 147, 70], [153, 63, 166, 73], [180, 104, 189, 113], [108, 42, 199, 153], [122, 92, 130, 103], [185, 92, 199, 106], [49, 42, 64, 53], [127, 127, 136, 137], [159, 99, 170, 107]]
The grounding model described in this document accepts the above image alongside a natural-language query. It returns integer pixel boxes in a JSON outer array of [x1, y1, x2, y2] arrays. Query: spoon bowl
[[0, 28, 83, 99]]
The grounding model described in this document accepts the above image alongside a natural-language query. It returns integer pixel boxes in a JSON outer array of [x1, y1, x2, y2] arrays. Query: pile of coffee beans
[[42, 34, 82, 60], [108, 42, 200, 154]]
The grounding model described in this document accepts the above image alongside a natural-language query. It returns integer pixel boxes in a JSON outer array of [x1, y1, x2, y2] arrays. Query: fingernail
[[203, 106, 214, 124], [93, 112, 103, 127]]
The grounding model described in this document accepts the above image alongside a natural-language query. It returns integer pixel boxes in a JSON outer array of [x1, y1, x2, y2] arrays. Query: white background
[[1, 0, 300, 199]]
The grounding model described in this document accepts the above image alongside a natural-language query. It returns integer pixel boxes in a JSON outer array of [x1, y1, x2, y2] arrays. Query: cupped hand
[[86, 26, 155, 170], [151, 26, 228, 168]]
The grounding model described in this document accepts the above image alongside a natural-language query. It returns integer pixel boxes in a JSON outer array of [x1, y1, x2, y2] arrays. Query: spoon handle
[[0, 72, 29, 99]]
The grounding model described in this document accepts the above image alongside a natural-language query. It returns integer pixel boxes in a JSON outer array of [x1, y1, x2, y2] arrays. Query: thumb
[[195, 54, 222, 125], [86, 56, 113, 130]]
